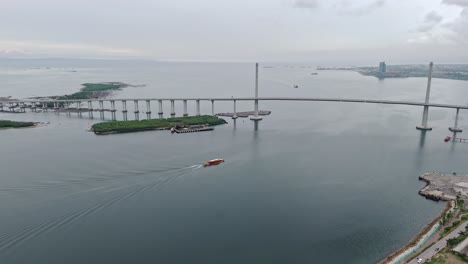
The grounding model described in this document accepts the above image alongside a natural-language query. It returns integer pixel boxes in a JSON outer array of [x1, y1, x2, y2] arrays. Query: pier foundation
[[99, 100, 104, 120], [449, 108, 463, 132], [211, 100, 215, 116], [183, 100, 188, 116], [416, 62, 433, 131], [88, 101, 94, 119], [232, 100, 238, 119], [170, 100, 175, 117], [134, 100, 139, 120], [251, 63, 263, 121], [146, 100, 152, 120], [77, 102, 82, 118], [110, 100, 116, 121], [122, 100, 128, 121], [158, 100, 163, 119], [196, 100, 200, 116]]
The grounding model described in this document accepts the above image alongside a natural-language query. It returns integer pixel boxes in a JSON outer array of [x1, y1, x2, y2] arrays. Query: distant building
[[379, 62, 387, 73]]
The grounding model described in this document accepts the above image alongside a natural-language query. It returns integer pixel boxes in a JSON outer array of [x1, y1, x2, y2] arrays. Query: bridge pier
[[134, 100, 139, 120], [53, 102, 59, 114], [20, 102, 26, 113], [251, 63, 262, 121], [158, 100, 163, 119], [77, 102, 82, 118], [211, 100, 215, 116], [146, 100, 152, 120], [449, 108, 463, 132], [183, 100, 188, 116], [0, 103, 3, 112], [88, 101, 94, 119], [170, 100, 175, 117], [42, 103, 47, 112], [99, 100, 104, 120], [110, 100, 116, 121], [232, 100, 238, 119], [122, 100, 128, 121], [196, 100, 200, 116], [416, 62, 433, 131]]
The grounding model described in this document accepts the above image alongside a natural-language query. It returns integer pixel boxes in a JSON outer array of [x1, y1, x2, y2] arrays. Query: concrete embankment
[[379, 172, 468, 264]]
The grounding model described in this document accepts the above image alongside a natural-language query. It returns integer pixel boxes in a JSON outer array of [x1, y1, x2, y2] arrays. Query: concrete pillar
[[122, 100, 128, 121], [146, 100, 152, 120], [42, 102, 47, 112], [158, 100, 163, 119], [99, 100, 104, 120], [0, 102, 3, 112], [232, 100, 238, 119], [134, 100, 139, 121], [196, 100, 200, 116], [170, 100, 175, 117], [77, 101, 82, 117], [20, 102, 26, 113], [88, 101, 94, 119], [211, 100, 215, 116], [66, 102, 71, 116], [449, 108, 463, 132], [416, 62, 433, 130], [251, 62, 262, 121], [110, 100, 116, 121], [183, 100, 188, 116]]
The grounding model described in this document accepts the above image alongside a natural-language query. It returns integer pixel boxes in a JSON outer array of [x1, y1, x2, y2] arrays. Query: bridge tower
[[250, 62, 262, 121], [416, 62, 434, 131]]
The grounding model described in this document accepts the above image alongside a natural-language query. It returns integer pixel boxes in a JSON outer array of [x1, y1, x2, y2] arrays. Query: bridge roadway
[[3, 97, 468, 110]]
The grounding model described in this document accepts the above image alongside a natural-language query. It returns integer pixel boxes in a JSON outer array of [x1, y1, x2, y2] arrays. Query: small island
[[0, 120, 37, 129], [91, 115, 227, 135]]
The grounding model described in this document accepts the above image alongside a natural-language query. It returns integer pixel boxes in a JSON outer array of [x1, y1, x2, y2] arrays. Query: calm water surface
[[1, 60, 467, 263]]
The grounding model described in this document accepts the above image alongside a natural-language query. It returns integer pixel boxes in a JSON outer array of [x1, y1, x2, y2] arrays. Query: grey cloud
[[292, 0, 319, 9], [442, 0, 468, 42], [442, 0, 468, 7], [339, 0, 386, 15], [418, 11, 443, 32]]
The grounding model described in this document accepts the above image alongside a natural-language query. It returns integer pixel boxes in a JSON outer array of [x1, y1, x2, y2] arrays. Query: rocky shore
[[418, 172, 468, 202]]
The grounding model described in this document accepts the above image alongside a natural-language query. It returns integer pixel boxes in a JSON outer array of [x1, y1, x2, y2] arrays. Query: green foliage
[[54, 83, 123, 101], [91, 115, 227, 134], [447, 227, 468, 247], [81, 83, 121, 92], [0, 120, 35, 128], [440, 218, 463, 237]]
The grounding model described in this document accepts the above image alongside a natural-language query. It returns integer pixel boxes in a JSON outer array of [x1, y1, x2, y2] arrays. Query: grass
[[0, 120, 36, 128], [91, 115, 227, 134]]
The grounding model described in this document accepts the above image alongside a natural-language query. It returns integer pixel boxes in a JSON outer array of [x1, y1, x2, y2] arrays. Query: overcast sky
[[0, 0, 467, 64]]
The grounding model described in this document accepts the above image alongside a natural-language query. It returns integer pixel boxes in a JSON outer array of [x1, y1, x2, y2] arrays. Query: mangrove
[[91, 115, 227, 135]]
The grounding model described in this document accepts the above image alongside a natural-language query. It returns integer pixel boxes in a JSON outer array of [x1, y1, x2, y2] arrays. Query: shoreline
[[379, 172, 461, 264], [379, 201, 453, 264]]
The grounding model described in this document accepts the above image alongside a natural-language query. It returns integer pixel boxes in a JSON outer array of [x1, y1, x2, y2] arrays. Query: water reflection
[[415, 131, 427, 169]]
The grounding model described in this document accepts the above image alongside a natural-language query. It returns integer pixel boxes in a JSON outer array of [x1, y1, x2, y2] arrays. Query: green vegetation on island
[[55, 82, 125, 101], [91, 115, 227, 135], [356, 64, 468, 81], [0, 120, 36, 128]]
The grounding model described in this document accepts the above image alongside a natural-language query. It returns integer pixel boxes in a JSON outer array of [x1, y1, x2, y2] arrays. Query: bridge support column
[[0, 103, 3, 112], [416, 62, 433, 131], [20, 102, 26, 113], [158, 100, 163, 119], [53, 102, 59, 114], [183, 100, 188, 116], [134, 100, 139, 120], [88, 101, 94, 119], [232, 100, 238, 119], [170, 100, 175, 117], [99, 100, 104, 120], [110, 100, 116, 121], [251, 63, 262, 121], [196, 100, 200, 116], [449, 108, 463, 132], [42, 103, 47, 112], [146, 100, 152, 120], [211, 100, 215, 116], [77, 102, 82, 118], [122, 100, 128, 121]]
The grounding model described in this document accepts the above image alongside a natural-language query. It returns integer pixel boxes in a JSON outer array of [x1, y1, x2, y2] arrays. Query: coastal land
[[381, 172, 468, 263], [91, 115, 227, 135], [0, 120, 37, 129], [318, 64, 468, 81]]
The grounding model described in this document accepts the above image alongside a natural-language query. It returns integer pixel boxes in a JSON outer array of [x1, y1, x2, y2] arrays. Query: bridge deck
[[2, 97, 468, 110]]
